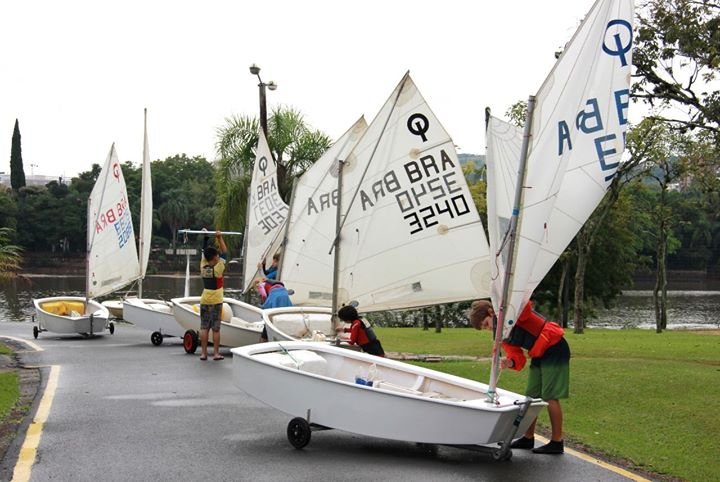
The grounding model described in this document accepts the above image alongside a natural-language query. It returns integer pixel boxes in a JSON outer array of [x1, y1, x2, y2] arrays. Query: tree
[[634, 0, 720, 139], [10, 119, 26, 190], [0, 227, 22, 278], [159, 188, 191, 253], [214, 106, 331, 235]]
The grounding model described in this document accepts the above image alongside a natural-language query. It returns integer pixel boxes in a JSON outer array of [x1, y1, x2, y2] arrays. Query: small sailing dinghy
[[33, 144, 141, 338], [231, 341, 545, 453], [120, 110, 186, 345]]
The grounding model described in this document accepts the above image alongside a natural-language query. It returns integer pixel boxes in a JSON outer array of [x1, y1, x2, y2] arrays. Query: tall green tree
[[214, 106, 332, 237], [10, 119, 26, 190], [634, 0, 720, 139]]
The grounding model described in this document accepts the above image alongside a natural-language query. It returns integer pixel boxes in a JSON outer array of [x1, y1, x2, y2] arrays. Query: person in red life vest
[[469, 299, 570, 455], [199, 230, 227, 361], [335, 305, 385, 357]]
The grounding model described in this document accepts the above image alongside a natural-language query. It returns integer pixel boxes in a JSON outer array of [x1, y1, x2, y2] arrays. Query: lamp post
[[249, 64, 277, 137]]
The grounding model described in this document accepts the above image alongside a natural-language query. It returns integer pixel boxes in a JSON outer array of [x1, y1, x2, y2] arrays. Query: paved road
[[0, 321, 647, 482]]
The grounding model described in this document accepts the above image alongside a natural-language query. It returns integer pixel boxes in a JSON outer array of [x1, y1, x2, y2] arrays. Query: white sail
[[489, 0, 634, 337], [335, 73, 491, 311], [139, 109, 152, 279], [277, 117, 368, 305], [87, 144, 141, 298], [242, 128, 289, 291], [485, 115, 523, 312]]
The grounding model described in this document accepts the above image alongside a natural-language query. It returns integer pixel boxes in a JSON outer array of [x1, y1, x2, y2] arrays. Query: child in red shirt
[[336, 305, 385, 357]]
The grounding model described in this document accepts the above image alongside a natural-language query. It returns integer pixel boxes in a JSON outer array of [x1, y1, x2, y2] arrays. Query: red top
[[343, 319, 370, 346]]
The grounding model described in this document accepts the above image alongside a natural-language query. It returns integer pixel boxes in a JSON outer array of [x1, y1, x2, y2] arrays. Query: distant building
[[0, 172, 62, 187]]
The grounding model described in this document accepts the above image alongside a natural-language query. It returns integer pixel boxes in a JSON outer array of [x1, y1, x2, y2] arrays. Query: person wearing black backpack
[[336, 305, 385, 357]]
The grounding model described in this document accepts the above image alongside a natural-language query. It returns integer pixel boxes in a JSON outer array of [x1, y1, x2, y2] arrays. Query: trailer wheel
[[492, 447, 512, 461], [183, 330, 198, 354], [287, 417, 311, 449], [151, 331, 163, 346], [109, 322, 115, 335], [33, 326, 39, 339]]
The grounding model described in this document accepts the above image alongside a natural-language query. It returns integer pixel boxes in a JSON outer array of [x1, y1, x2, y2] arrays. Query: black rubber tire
[[151, 331, 163, 346], [33, 326, 39, 339], [287, 417, 312, 449], [109, 322, 115, 335], [492, 447, 512, 461], [183, 330, 198, 354]]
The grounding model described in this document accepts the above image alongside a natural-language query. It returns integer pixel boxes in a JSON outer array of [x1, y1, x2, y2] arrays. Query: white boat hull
[[122, 298, 183, 337], [33, 296, 111, 335], [232, 341, 546, 445], [262, 306, 336, 342], [101, 299, 124, 319], [171, 296, 264, 347]]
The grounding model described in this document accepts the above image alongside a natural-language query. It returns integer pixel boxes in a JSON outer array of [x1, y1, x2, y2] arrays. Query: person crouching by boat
[[256, 280, 293, 342], [469, 299, 569, 455], [200, 230, 227, 361], [335, 305, 385, 357]]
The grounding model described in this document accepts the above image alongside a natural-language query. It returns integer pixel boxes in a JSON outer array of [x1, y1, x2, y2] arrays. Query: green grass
[[0, 345, 11, 356], [0, 372, 19, 421], [375, 327, 720, 482]]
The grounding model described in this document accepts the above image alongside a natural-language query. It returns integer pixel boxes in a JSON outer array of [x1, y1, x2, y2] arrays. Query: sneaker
[[509, 437, 535, 449], [532, 440, 564, 454]]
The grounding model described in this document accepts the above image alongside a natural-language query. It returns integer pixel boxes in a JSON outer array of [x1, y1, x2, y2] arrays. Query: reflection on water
[[2, 275, 718, 330], [590, 290, 720, 329], [0, 273, 247, 323]]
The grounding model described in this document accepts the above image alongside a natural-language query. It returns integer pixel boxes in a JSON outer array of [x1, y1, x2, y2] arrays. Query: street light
[[249, 64, 277, 137]]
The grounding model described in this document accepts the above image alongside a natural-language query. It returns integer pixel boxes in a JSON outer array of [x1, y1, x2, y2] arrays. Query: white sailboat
[[262, 117, 367, 342], [263, 74, 491, 341], [33, 144, 141, 337], [232, 75, 546, 456], [485, 0, 634, 397], [231, 341, 545, 454], [121, 109, 184, 345], [242, 127, 289, 291]]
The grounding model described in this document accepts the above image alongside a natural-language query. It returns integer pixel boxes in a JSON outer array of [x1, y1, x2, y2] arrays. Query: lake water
[[2, 275, 718, 329]]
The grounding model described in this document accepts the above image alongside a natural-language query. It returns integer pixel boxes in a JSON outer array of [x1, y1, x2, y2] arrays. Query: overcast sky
[[2, 0, 604, 180]]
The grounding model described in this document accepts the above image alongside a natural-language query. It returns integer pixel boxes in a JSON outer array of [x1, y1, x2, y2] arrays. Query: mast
[[276, 181, 298, 280], [138, 108, 149, 299], [85, 195, 92, 304], [330, 159, 345, 331], [487, 95, 536, 402]]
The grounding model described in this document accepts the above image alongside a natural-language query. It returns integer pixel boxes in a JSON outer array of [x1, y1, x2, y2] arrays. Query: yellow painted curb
[[11, 365, 60, 482]]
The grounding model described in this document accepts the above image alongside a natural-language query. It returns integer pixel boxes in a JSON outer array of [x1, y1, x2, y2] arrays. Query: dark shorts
[[200, 303, 222, 332]]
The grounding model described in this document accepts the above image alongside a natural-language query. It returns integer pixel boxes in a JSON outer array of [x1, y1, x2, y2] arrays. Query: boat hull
[[101, 299, 124, 319], [122, 298, 183, 337], [231, 341, 546, 445], [171, 296, 264, 347], [262, 306, 335, 342], [33, 296, 110, 335]]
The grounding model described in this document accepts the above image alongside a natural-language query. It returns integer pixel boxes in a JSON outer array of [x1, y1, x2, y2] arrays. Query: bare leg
[[547, 399, 563, 441], [200, 328, 209, 358], [212, 329, 220, 357], [524, 417, 537, 439]]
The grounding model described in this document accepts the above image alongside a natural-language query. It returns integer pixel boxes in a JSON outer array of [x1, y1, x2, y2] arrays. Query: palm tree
[[159, 189, 190, 253], [214, 106, 332, 233], [0, 228, 22, 278]]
